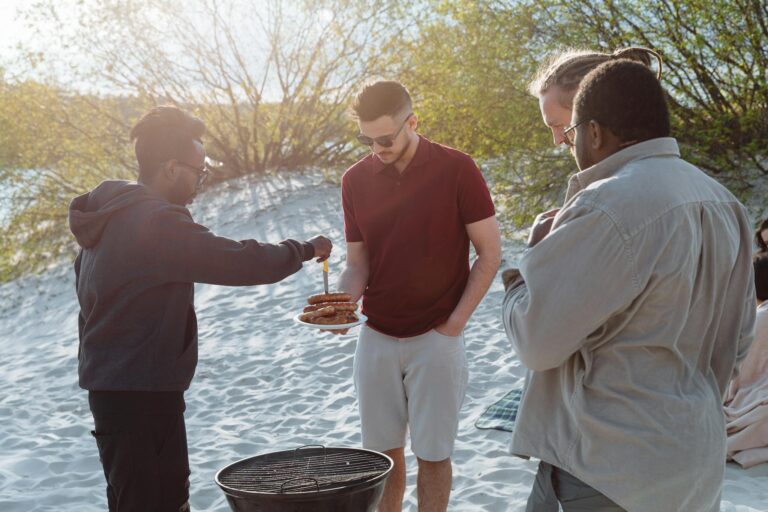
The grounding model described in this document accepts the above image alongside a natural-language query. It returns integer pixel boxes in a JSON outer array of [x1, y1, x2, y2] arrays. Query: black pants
[[526, 461, 626, 512], [89, 391, 191, 512]]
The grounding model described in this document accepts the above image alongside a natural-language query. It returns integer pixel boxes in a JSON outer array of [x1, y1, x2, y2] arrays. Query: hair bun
[[613, 47, 663, 80]]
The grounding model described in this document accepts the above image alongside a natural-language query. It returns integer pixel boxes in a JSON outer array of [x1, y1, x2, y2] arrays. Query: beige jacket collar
[[564, 137, 680, 202]]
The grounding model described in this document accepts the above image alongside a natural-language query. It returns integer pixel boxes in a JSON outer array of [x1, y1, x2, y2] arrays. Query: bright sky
[[0, 1, 27, 58], [0, 0, 74, 82], [0, 0, 341, 99]]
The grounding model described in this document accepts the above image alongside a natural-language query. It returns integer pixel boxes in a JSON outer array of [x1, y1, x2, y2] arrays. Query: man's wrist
[[446, 313, 468, 331], [300, 241, 315, 261]]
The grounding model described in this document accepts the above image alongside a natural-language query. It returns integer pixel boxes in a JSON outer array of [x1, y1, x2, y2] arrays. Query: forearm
[[154, 208, 313, 286], [337, 264, 369, 302], [448, 252, 501, 328], [187, 238, 311, 286]]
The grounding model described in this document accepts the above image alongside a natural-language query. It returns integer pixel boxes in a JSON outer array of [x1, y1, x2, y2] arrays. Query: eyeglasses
[[356, 113, 413, 148], [562, 119, 588, 147], [563, 119, 639, 149], [177, 161, 211, 189]]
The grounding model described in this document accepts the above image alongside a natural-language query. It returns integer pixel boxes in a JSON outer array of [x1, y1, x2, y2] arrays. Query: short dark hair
[[130, 105, 206, 177], [351, 81, 412, 122], [756, 218, 768, 252], [573, 59, 670, 143], [755, 251, 768, 302]]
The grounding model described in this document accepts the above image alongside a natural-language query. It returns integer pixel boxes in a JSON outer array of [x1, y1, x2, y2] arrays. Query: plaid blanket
[[474, 388, 523, 432]]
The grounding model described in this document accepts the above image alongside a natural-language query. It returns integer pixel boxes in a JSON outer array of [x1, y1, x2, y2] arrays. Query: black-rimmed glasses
[[178, 161, 211, 189], [563, 119, 588, 147], [356, 113, 413, 147]]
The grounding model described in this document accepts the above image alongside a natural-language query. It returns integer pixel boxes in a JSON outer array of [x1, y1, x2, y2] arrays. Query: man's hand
[[329, 241, 369, 336], [501, 267, 522, 291], [527, 208, 560, 248], [434, 315, 465, 337], [307, 235, 332, 262], [328, 298, 353, 336]]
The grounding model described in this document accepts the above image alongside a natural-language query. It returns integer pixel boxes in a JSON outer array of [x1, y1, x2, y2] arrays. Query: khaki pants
[[526, 462, 626, 512]]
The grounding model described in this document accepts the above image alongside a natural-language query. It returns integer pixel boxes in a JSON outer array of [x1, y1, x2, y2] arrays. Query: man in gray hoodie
[[69, 105, 332, 511], [503, 61, 754, 511]]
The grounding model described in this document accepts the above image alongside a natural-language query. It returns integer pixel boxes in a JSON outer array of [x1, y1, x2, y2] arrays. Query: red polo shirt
[[342, 136, 495, 338]]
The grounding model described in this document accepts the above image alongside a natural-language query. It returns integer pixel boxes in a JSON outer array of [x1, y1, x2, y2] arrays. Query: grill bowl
[[215, 446, 393, 512]]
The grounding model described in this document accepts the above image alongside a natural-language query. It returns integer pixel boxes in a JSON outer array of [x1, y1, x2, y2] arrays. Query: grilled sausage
[[303, 302, 358, 313], [310, 313, 359, 325], [307, 292, 353, 305], [298, 306, 336, 322]]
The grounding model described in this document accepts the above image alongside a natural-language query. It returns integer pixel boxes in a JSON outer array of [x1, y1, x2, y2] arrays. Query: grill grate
[[217, 447, 392, 494]]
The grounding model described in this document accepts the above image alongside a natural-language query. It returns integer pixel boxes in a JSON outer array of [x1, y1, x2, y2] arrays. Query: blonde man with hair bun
[[531, 47, 662, 147], [508, 47, 664, 275]]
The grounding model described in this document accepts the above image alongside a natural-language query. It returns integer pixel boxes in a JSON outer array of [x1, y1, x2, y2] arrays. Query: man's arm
[[150, 206, 331, 286], [503, 204, 639, 371], [329, 241, 370, 335], [337, 241, 370, 302], [436, 215, 502, 336]]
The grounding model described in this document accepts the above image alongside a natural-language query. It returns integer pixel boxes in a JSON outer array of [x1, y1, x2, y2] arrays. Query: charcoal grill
[[215, 445, 393, 512]]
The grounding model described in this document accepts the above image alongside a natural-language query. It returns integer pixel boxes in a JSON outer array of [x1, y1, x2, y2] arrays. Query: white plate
[[293, 313, 367, 331]]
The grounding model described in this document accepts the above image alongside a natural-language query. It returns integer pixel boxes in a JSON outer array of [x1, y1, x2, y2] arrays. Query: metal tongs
[[322, 259, 329, 294]]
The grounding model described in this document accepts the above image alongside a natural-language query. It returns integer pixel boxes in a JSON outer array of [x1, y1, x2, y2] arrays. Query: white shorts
[[353, 324, 469, 462]]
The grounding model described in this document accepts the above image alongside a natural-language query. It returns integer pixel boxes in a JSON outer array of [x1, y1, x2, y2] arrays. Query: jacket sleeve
[[146, 206, 315, 286], [502, 202, 641, 371]]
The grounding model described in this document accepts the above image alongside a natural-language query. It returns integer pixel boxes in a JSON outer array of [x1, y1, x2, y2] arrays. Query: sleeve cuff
[[300, 241, 315, 262]]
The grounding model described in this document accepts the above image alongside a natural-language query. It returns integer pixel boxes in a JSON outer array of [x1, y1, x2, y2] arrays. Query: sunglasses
[[356, 113, 413, 148]]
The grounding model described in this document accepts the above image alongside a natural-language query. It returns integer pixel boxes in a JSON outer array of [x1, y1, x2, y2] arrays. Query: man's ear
[[162, 160, 177, 182], [408, 113, 418, 131], [588, 120, 604, 150]]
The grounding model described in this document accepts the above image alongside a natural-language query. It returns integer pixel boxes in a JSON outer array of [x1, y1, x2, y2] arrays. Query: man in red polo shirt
[[338, 81, 501, 512]]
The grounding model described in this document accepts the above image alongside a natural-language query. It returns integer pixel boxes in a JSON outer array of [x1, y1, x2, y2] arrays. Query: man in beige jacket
[[503, 60, 755, 511]]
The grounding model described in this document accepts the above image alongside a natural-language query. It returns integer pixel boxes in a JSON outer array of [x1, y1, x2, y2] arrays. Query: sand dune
[[1, 173, 766, 510]]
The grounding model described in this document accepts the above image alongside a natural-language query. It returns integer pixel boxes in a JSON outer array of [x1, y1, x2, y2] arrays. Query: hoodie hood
[[69, 180, 160, 248]]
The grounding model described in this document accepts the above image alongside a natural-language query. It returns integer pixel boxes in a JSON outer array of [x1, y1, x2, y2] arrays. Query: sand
[[1, 172, 766, 511]]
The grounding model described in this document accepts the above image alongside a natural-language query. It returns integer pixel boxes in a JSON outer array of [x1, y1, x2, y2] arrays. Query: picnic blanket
[[475, 388, 523, 432], [477, 266, 525, 432]]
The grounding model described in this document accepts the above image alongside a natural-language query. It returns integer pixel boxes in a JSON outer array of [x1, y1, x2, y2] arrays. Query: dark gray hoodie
[[69, 180, 315, 391]]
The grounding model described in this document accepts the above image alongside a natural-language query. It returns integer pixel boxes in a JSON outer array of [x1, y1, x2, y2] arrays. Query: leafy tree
[[396, 0, 767, 229], [20, 0, 407, 177], [547, 0, 768, 196], [1, 0, 407, 280], [2, 0, 765, 281], [397, 1, 575, 230], [0, 77, 136, 280]]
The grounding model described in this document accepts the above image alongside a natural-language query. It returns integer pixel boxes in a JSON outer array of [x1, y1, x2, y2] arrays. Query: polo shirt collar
[[370, 135, 432, 174]]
